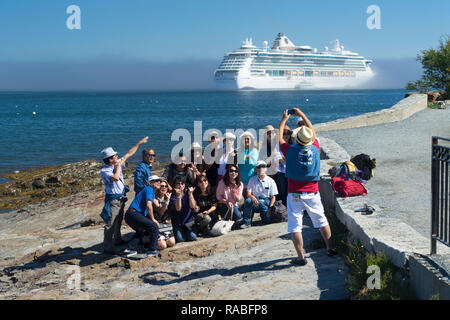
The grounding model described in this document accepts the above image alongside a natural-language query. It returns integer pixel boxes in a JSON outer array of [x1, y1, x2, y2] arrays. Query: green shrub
[[323, 208, 416, 300]]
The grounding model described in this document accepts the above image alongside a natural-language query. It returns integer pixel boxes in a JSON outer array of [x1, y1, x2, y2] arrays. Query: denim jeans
[[173, 225, 197, 243], [216, 203, 243, 221], [124, 210, 159, 251], [243, 197, 272, 226]]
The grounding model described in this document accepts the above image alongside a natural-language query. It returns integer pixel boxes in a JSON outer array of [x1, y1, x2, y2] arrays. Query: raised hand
[[139, 136, 149, 145]]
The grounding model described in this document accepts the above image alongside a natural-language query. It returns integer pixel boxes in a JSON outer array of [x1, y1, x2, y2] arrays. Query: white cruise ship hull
[[214, 69, 374, 90]]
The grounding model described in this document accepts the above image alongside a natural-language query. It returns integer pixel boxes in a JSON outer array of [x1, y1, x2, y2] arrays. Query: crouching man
[[100, 137, 149, 254], [123, 183, 160, 258], [241, 160, 278, 228], [279, 108, 337, 266]]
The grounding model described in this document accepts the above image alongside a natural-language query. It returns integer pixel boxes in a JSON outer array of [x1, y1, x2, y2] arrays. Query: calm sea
[[0, 89, 407, 175]]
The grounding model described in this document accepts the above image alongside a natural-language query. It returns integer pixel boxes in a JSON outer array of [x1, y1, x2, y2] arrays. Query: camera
[[288, 109, 295, 115]]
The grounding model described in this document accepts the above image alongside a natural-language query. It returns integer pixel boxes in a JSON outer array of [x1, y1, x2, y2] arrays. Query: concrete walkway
[[319, 107, 450, 239]]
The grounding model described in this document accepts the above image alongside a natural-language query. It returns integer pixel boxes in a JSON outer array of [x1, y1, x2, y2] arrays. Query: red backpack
[[331, 176, 367, 199]]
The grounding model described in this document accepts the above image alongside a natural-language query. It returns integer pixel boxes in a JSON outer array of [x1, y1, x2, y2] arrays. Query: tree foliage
[[406, 35, 450, 99]]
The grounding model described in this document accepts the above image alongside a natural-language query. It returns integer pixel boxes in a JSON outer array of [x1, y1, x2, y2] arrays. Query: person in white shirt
[[240, 160, 278, 228]]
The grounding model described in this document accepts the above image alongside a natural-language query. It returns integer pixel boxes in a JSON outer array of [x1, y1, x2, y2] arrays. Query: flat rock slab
[[0, 204, 349, 300]]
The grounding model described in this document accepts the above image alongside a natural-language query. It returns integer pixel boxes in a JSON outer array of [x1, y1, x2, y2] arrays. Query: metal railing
[[431, 136, 450, 254]]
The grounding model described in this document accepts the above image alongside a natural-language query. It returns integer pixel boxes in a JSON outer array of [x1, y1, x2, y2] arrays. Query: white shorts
[[287, 192, 329, 233]]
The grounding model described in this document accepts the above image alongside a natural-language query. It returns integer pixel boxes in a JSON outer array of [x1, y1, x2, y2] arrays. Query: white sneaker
[[123, 250, 137, 258]]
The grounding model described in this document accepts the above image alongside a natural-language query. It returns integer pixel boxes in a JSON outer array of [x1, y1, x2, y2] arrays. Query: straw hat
[[292, 126, 314, 146], [264, 125, 275, 132]]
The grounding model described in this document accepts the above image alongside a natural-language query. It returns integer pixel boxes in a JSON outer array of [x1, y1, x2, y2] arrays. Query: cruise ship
[[214, 33, 374, 90]]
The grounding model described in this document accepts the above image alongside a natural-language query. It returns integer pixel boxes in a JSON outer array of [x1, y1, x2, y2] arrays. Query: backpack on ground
[[270, 200, 288, 223], [351, 153, 376, 181], [329, 160, 362, 181], [331, 176, 367, 199]]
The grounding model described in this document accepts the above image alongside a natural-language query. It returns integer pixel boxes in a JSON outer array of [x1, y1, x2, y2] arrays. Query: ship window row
[[253, 65, 366, 72], [219, 63, 244, 67], [251, 64, 365, 70], [264, 70, 357, 77], [252, 60, 364, 67]]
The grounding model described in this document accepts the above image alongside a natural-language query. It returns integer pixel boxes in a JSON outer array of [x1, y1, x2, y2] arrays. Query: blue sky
[[0, 0, 448, 89]]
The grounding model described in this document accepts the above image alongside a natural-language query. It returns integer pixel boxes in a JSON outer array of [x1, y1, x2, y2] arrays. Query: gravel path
[[318, 108, 450, 238]]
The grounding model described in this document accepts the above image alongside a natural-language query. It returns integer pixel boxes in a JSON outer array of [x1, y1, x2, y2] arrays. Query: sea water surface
[[0, 89, 407, 174]]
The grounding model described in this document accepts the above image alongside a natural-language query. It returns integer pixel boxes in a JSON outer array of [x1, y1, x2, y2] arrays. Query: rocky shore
[[0, 160, 167, 211], [0, 170, 350, 300]]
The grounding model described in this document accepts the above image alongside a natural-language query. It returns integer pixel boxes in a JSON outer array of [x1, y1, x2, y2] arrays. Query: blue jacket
[[134, 161, 152, 194], [100, 185, 130, 223], [285, 144, 320, 182]]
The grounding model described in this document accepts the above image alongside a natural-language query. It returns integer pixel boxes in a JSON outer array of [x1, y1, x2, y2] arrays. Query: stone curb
[[314, 93, 428, 132]]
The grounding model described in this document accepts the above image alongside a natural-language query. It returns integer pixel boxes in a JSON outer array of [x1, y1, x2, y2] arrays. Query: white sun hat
[[256, 160, 267, 168], [101, 147, 117, 160], [191, 142, 202, 149], [223, 132, 236, 140], [149, 175, 161, 182], [239, 131, 256, 141]]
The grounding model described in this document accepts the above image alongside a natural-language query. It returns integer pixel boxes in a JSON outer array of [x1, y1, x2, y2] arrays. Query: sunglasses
[[160, 185, 168, 188], [146, 154, 156, 157], [256, 165, 267, 169], [229, 169, 238, 173]]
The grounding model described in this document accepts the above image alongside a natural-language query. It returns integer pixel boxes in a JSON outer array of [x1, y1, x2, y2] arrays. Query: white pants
[[287, 192, 329, 233]]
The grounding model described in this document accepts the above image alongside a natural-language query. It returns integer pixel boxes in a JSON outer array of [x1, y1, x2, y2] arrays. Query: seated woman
[[153, 179, 176, 250], [215, 165, 243, 223], [193, 175, 218, 236], [169, 176, 198, 242]]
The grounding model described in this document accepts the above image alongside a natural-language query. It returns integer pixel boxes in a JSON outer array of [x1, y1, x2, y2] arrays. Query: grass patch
[[323, 203, 416, 300], [427, 102, 444, 109]]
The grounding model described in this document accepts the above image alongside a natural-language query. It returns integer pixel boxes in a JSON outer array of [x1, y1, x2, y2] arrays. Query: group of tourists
[[99, 108, 336, 265]]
